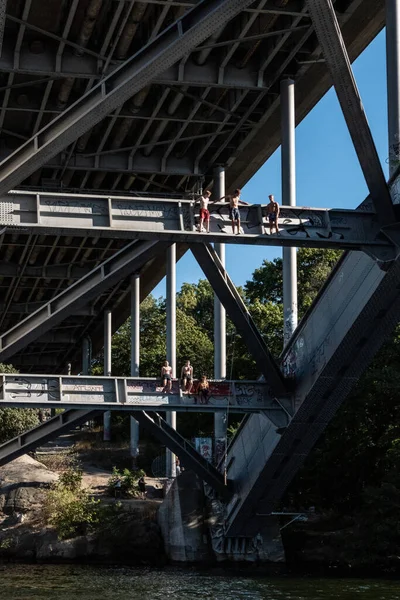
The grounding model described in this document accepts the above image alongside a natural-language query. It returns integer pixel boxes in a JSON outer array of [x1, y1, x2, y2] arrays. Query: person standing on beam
[[197, 189, 212, 233], [266, 194, 280, 234], [220, 188, 249, 235], [161, 360, 173, 393]]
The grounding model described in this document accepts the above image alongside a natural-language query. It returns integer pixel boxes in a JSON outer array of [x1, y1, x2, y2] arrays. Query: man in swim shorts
[[161, 360, 173, 393], [181, 360, 193, 392], [220, 188, 249, 234], [266, 194, 280, 234], [197, 190, 212, 233]]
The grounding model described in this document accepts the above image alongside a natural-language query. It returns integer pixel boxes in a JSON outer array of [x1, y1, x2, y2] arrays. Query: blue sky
[[153, 29, 388, 298]]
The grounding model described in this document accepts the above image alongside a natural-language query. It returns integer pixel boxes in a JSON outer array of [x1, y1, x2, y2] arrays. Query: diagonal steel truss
[[0, 240, 170, 362], [306, 0, 395, 226], [190, 242, 288, 398]]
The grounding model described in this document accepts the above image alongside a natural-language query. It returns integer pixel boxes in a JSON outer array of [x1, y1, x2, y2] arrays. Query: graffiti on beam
[[7, 377, 60, 401], [41, 199, 109, 215], [192, 205, 346, 240], [114, 202, 179, 219]]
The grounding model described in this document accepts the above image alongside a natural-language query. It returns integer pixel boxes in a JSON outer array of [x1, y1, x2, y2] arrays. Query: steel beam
[[130, 274, 140, 461], [190, 243, 288, 397], [134, 411, 231, 500], [0, 240, 170, 362], [0, 408, 99, 468], [213, 165, 227, 462], [0, 47, 268, 90], [166, 244, 177, 478], [0, 262, 98, 279], [0, 0, 257, 195], [0, 374, 284, 414], [306, 0, 395, 226], [386, 0, 400, 178], [0, 302, 95, 315], [0, 191, 396, 259], [281, 78, 298, 346]]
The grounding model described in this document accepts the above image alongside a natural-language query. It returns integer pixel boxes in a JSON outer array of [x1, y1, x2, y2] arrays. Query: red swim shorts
[[200, 208, 210, 220]]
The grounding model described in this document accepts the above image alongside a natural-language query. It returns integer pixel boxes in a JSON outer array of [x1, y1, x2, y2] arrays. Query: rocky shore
[[0, 456, 165, 564]]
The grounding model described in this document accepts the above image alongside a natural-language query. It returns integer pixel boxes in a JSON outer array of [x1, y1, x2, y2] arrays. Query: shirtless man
[[181, 360, 193, 392], [220, 188, 249, 234], [161, 360, 173, 393], [266, 194, 280, 234], [197, 190, 212, 233]]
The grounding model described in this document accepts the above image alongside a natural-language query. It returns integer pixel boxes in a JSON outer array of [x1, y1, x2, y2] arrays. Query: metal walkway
[[0, 374, 286, 415], [0, 190, 396, 260]]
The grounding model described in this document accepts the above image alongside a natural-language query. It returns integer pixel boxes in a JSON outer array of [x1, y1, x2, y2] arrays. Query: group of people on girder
[[197, 189, 280, 235], [161, 359, 210, 402]]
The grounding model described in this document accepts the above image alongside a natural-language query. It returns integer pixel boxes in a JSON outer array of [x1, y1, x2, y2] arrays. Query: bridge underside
[[0, 0, 398, 544]]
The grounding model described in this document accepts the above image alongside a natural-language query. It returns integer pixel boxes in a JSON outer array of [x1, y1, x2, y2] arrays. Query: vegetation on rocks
[[0, 363, 39, 444], [43, 468, 120, 540]]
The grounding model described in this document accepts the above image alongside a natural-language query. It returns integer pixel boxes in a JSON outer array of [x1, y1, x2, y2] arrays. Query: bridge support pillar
[[281, 78, 298, 345], [166, 244, 177, 478], [213, 166, 227, 464], [130, 274, 140, 464], [386, 0, 400, 178], [103, 309, 112, 442]]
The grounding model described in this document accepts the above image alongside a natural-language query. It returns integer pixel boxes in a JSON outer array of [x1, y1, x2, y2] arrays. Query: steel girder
[[190, 243, 288, 398], [134, 411, 232, 500], [0, 374, 281, 415], [0, 49, 268, 90], [0, 240, 170, 362], [0, 0, 257, 195], [0, 409, 99, 467], [0, 190, 397, 259], [306, 0, 395, 226]]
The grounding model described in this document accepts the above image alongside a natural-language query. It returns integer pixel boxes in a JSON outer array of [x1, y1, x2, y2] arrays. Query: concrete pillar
[[281, 78, 298, 346], [103, 309, 112, 442], [386, 0, 400, 177], [213, 166, 227, 464], [130, 274, 140, 462], [166, 244, 177, 478]]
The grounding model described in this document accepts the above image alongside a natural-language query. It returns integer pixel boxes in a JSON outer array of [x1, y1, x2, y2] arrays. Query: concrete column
[[103, 309, 112, 442], [213, 166, 227, 464], [281, 78, 298, 346], [386, 0, 400, 177], [166, 244, 177, 478], [130, 274, 140, 462]]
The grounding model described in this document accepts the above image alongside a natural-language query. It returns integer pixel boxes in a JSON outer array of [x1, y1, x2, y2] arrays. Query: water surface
[[0, 565, 399, 600]]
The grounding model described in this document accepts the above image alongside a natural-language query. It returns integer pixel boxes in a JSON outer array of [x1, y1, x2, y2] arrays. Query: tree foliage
[[0, 363, 39, 443]]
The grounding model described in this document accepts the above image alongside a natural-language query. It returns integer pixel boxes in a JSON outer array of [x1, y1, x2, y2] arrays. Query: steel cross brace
[[134, 411, 232, 500], [0, 409, 99, 467], [0, 240, 170, 362], [0, 0, 257, 195], [306, 0, 396, 226], [190, 242, 288, 398]]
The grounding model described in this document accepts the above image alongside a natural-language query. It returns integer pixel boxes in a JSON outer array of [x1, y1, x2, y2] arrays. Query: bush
[[0, 363, 39, 443], [44, 468, 121, 539], [107, 467, 145, 498]]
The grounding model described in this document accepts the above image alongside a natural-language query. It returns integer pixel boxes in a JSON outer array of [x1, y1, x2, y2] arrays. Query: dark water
[[0, 565, 399, 600]]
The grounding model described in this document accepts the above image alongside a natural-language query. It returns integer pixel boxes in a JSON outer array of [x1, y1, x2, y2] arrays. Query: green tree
[[0, 363, 39, 443], [245, 248, 342, 317]]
